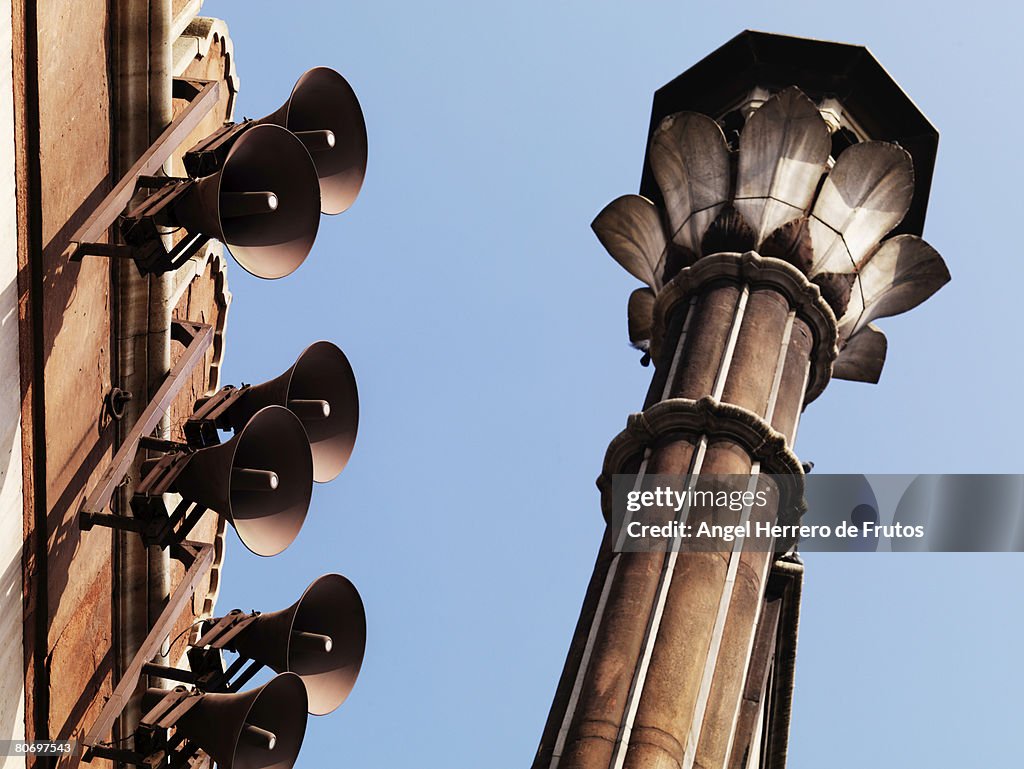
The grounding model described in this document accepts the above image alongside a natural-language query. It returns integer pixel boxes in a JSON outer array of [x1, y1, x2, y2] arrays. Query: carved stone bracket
[[597, 395, 807, 528], [651, 251, 839, 403]]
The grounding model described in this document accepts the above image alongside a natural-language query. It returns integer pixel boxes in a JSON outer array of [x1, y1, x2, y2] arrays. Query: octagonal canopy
[[639, 30, 938, 237]]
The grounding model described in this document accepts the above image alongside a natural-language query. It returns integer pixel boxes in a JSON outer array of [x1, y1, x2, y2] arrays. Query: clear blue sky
[[202, 1, 1023, 766]]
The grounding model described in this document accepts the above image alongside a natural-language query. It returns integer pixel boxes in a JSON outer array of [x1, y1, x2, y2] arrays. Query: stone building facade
[[4, 2, 236, 765]]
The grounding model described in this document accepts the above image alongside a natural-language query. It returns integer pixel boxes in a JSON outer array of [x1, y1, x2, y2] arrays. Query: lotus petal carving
[[595, 86, 948, 384]]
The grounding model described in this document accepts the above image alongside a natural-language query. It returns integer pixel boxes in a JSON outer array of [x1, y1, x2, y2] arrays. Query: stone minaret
[[534, 31, 949, 769]]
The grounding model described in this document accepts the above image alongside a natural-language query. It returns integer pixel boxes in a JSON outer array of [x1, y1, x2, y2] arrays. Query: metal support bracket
[[184, 385, 249, 447], [78, 319, 213, 525], [152, 644, 263, 696], [141, 663, 196, 686], [81, 542, 216, 763], [117, 177, 215, 277], [183, 119, 254, 177], [112, 494, 211, 549], [65, 78, 221, 262], [142, 611, 269, 696], [140, 688, 202, 730], [138, 435, 191, 454], [135, 454, 192, 498], [195, 610, 259, 650]]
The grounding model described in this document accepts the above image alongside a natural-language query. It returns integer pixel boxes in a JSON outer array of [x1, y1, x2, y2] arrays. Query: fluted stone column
[[534, 31, 949, 769], [546, 256, 830, 769]]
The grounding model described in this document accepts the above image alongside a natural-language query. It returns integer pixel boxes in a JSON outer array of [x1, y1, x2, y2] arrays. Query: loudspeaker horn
[[143, 673, 308, 769], [259, 67, 367, 215], [173, 405, 313, 557], [225, 574, 366, 716], [172, 123, 321, 279], [221, 341, 358, 483]]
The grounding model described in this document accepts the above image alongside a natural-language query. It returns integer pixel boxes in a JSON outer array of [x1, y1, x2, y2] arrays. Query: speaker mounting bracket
[[82, 494, 210, 554], [184, 384, 251, 447], [136, 451, 193, 497], [119, 178, 214, 277], [196, 610, 259, 650], [183, 118, 256, 178], [152, 645, 258, 696], [87, 688, 200, 768], [185, 646, 256, 692], [138, 435, 192, 454], [143, 615, 269, 701], [65, 78, 221, 262], [81, 542, 215, 764], [79, 320, 214, 524], [134, 494, 210, 549]]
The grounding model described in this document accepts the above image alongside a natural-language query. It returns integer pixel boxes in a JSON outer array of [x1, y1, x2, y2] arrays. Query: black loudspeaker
[[259, 67, 368, 215], [173, 405, 313, 557], [226, 574, 366, 715], [221, 341, 358, 483], [143, 673, 308, 769], [172, 124, 321, 279]]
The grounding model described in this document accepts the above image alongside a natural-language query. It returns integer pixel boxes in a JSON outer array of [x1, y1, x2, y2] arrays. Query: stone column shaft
[[537, 254, 833, 769], [536, 35, 950, 769]]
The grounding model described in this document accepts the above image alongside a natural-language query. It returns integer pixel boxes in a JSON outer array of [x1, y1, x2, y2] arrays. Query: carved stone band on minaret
[[596, 396, 805, 530]]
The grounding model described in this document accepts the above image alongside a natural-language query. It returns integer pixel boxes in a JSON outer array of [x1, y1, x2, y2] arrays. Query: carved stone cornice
[[596, 396, 806, 527]]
